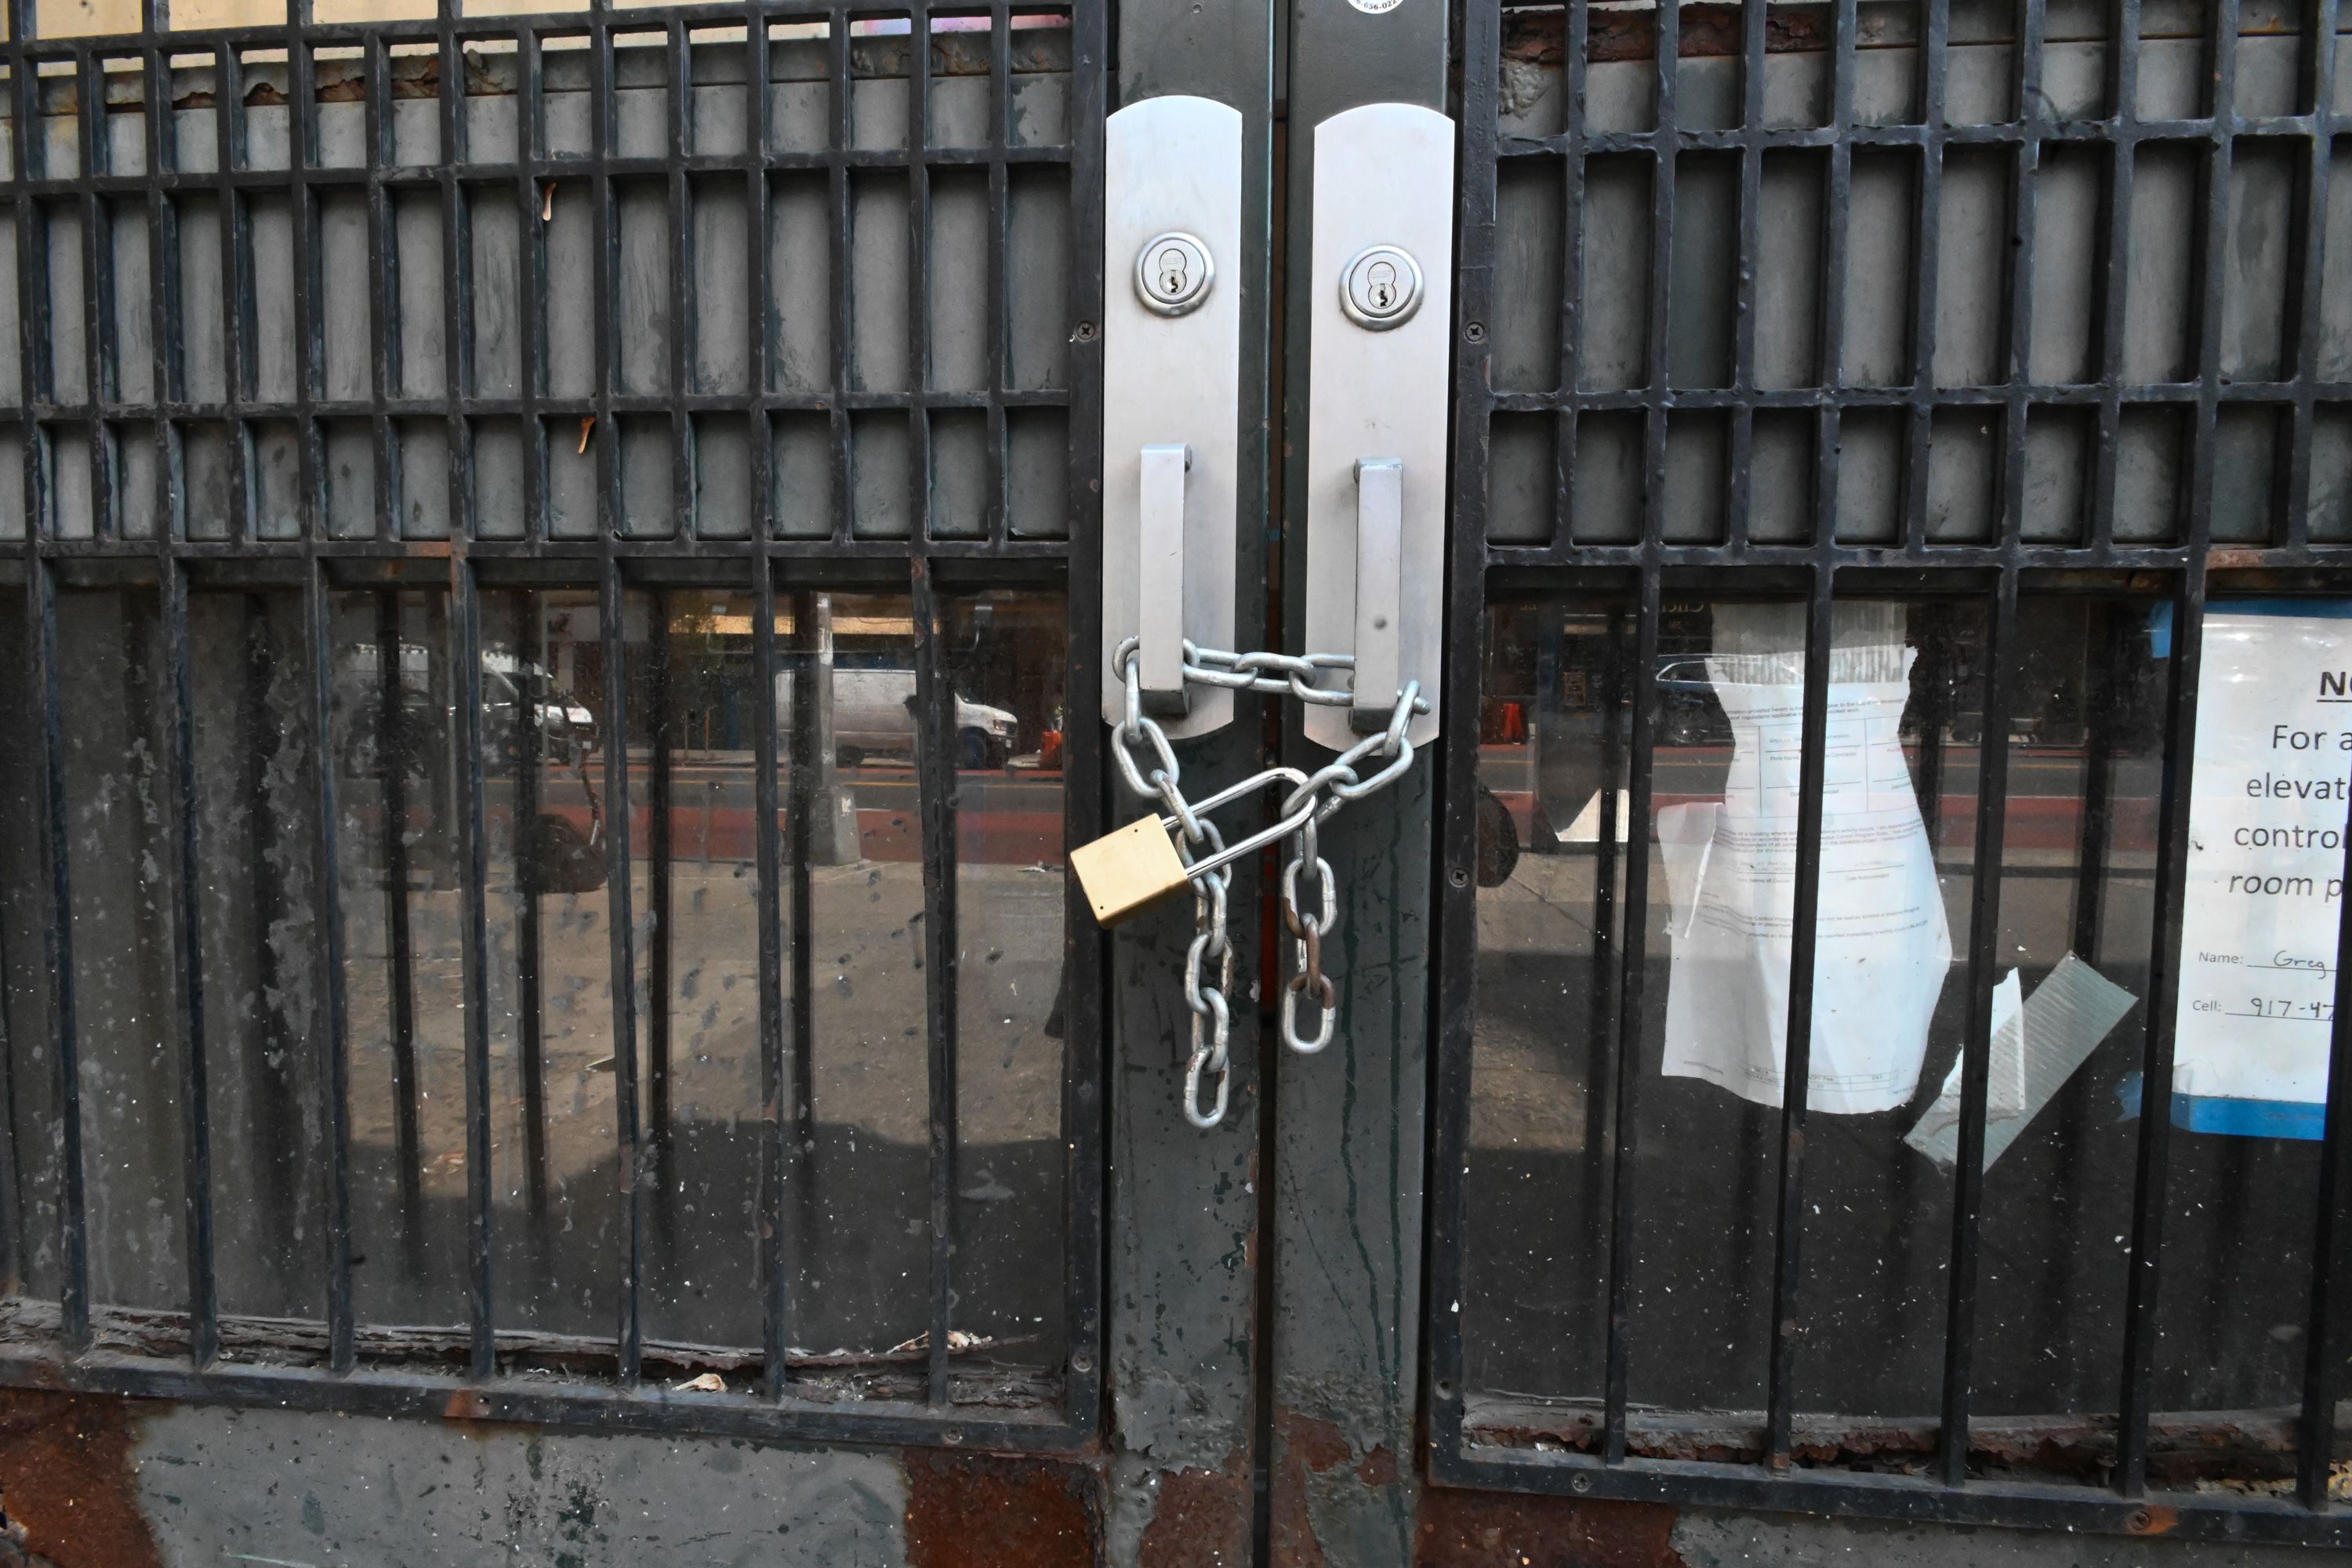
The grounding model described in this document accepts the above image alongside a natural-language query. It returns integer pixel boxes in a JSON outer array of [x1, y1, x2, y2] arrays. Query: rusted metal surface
[[1416, 1490, 1686, 1568], [0, 1392, 162, 1568], [1269, 1408, 1419, 1568], [1134, 1465, 1252, 1568], [903, 1452, 1102, 1568]]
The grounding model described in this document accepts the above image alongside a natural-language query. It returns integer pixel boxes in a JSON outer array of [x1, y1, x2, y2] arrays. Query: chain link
[[1109, 641, 1429, 1127]]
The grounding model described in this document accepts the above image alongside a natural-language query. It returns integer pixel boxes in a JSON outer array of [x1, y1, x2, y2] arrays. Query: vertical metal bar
[[1936, 572, 2016, 1486], [518, 26, 544, 541], [909, 555, 957, 1406], [1550, 0, 1588, 554], [2116, 0, 2234, 1494], [24, 558, 84, 1348], [287, 0, 358, 1374], [783, 583, 818, 1327], [826, 15, 851, 543], [2301, 780, 2352, 1510], [1815, 0, 1857, 546], [216, 42, 252, 541], [141, 0, 216, 1370], [644, 592, 674, 1214], [1431, 0, 1499, 1461], [366, 34, 395, 538], [665, 18, 691, 539], [984, 0, 1007, 541], [744, 0, 771, 545], [438, 0, 472, 542], [589, 11, 615, 540], [511, 589, 550, 1229], [750, 557, 789, 1399], [374, 590, 426, 1283], [601, 557, 644, 1385], [1900, 0, 1949, 550], [1639, 0, 1677, 552], [2089, 0, 2142, 553], [1726, 0, 1766, 549], [2291, 0, 2347, 1502], [1764, 567, 1836, 1467], [450, 554, 496, 1380], [907, 0, 931, 546], [1602, 570, 1661, 1464], [304, 559, 357, 1374], [162, 561, 217, 1367], [1060, 0, 1107, 1430], [75, 49, 112, 543], [2280, 0, 2336, 548]]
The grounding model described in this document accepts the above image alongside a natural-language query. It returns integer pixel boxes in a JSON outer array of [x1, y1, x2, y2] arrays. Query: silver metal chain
[[1111, 637, 1428, 1127]]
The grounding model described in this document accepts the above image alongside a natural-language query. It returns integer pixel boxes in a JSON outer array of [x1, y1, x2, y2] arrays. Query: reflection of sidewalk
[[341, 861, 1069, 1197]]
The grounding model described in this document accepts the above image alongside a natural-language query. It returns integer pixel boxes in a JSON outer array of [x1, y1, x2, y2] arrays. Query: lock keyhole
[[1134, 231, 1213, 315], [1341, 244, 1421, 330]]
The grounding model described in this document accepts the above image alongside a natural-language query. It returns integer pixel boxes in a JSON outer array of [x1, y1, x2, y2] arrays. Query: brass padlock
[[1072, 815, 1193, 926]]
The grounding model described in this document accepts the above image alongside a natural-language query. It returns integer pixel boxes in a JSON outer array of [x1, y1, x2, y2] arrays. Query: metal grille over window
[[1431, 0, 2352, 1545], [0, 0, 1107, 1450]]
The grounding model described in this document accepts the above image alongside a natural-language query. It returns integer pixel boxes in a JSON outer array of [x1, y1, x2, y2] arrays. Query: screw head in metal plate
[[1134, 231, 1214, 317], [1341, 243, 1423, 330]]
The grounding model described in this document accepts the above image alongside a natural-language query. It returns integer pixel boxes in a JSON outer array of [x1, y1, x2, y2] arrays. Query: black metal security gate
[[0, 0, 1107, 1454], [1431, 0, 2352, 1544]]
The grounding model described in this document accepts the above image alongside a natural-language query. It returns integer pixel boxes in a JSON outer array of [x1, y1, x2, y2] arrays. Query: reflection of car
[[778, 668, 1020, 769], [1654, 656, 1732, 746], [482, 652, 601, 764]]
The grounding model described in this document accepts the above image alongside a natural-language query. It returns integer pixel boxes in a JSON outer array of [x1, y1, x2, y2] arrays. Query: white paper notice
[[2172, 608, 2352, 1111], [1658, 648, 1952, 1114]]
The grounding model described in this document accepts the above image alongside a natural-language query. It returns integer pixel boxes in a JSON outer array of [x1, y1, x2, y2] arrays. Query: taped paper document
[[1657, 644, 1951, 1114], [1904, 954, 2139, 1170]]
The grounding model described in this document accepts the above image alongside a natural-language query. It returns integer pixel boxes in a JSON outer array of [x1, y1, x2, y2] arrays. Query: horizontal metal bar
[[1494, 114, 2336, 158], [0, 148, 1076, 197], [0, 1351, 1081, 1452], [1431, 1446, 2352, 1548]]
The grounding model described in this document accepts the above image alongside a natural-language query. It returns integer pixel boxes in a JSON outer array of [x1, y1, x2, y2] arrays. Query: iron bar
[[601, 560, 646, 1387], [374, 590, 426, 1283], [1936, 570, 2017, 1486], [909, 555, 957, 1406], [750, 557, 789, 1399], [2115, 0, 2238, 1497], [511, 589, 551, 1230], [449, 555, 496, 1381], [1602, 571, 1661, 1464]]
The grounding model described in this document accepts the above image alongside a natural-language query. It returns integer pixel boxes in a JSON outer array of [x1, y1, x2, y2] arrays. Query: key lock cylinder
[[1080, 97, 1456, 1127]]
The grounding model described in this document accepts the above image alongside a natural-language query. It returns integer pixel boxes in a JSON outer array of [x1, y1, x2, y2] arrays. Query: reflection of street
[[440, 755, 1069, 866], [336, 771, 1069, 1347], [1479, 742, 2166, 856]]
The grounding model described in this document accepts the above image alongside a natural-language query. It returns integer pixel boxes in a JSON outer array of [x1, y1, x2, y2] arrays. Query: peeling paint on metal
[[902, 1450, 1100, 1568], [1270, 1407, 1420, 1568], [0, 1391, 165, 1568]]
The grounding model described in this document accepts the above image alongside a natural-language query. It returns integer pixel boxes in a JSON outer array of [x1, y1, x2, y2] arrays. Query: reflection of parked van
[[777, 668, 1020, 768]]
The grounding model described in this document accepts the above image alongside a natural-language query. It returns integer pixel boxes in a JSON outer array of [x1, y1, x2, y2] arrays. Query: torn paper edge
[[1904, 953, 2139, 1171]]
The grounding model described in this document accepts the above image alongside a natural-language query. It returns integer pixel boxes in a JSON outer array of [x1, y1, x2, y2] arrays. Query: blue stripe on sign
[[2151, 597, 2352, 659], [2113, 1073, 2326, 1140]]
